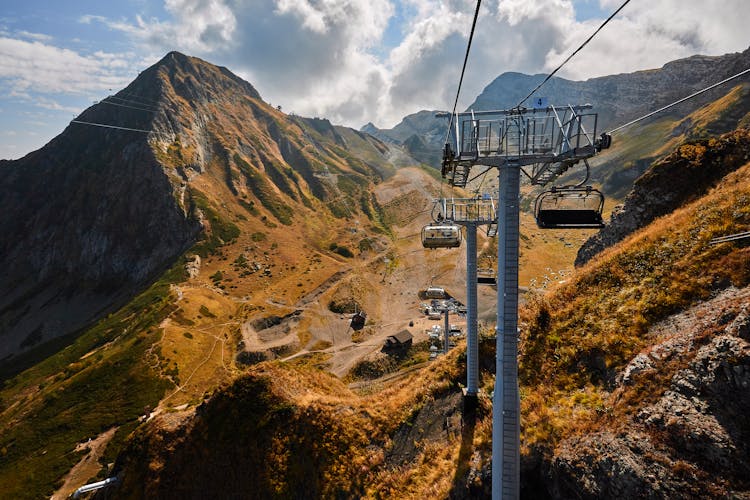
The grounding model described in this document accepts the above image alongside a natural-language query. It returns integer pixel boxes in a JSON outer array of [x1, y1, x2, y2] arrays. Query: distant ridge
[[366, 47, 750, 170]]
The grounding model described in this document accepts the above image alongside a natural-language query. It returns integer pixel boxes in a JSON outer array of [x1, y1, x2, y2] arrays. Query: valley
[[1, 48, 749, 499]]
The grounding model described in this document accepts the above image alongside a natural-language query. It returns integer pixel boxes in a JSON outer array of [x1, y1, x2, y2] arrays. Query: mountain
[[94, 126, 750, 498], [469, 49, 750, 130], [0, 51, 464, 500], [361, 110, 449, 166], [0, 51, 396, 371], [3, 47, 750, 500], [368, 47, 750, 187]]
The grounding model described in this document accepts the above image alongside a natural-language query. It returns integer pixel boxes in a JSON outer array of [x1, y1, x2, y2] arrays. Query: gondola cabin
[[421, 223, 462, 248], [350, 311, 367, 331], [425, 286, 446, 299], [534, 186, 605, 229]]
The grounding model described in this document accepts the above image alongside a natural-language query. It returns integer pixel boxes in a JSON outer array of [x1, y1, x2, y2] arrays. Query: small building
[[383, 330, 413, 350]]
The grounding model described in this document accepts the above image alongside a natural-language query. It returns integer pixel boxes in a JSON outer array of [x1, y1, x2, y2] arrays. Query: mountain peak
[[119, 51, 262, 107]]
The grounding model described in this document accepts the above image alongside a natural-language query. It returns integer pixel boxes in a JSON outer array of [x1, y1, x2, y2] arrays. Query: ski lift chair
[[534, 186, 605, 229]]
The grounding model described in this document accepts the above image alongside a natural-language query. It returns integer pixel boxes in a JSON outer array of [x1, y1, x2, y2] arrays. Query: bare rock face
[[546, 287, 750, 498], [0, 53, 229, 365], [576, 128, 750, 266]]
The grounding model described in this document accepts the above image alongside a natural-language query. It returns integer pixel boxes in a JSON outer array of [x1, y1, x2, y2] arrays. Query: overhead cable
[[516, 0, 631, 108], [110, 93, 161, 108], [443, 0, 482, 146], [70, 120, 151, 133], [607, 67, 750, 134], [99, 99, 157, 113], [710, 231, 750, 245]]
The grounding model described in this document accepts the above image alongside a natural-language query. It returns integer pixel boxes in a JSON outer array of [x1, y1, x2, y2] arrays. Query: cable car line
[[99, 99, 158, 113], [428, 2, 483, 250], [108, 94, 160, 110], [606, 67, 750, 134], [441, 0, 482, 149], [515, 0, 631, 109], [70, 120, 152, 133], [466, 165, 493, 185]]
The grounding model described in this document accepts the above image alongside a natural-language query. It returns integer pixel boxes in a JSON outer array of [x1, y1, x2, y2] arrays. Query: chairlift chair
[[477, 268, 497, 285], [534, 186, 605, 229], [421, 222, 462, 248]]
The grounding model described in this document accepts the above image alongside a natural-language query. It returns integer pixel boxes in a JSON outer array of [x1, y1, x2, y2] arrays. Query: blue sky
[[1, 0, 749, 160]]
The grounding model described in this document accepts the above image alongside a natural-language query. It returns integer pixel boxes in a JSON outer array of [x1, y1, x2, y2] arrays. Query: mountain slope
[[577, 128, 750, 265], [0, 51, 395, 370], [0, 51, 420, 500], [518, 135, 750, 496]]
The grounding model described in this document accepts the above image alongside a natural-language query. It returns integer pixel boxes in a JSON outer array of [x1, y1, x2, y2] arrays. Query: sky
[[1, 0, 749, 160]]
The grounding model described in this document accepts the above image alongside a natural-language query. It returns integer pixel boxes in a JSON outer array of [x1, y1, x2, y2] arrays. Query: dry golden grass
[[157, 287, 238, 407], [517, 151, 750, 452]]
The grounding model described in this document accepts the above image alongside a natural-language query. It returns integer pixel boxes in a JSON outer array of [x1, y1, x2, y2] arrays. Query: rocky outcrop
[[546, 287, 750, 498], [0, 104, 201, 364], [576, 128, 750, 266]]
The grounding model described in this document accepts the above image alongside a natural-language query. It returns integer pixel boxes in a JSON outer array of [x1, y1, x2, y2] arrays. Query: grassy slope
[[0, 264, 184, 499], [518, 151, 750, 453], [108, 351, 474, 499]]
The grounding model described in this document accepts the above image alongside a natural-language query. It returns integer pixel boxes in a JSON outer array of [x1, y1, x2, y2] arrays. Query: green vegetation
[[328, 243, 354, 258], [238, 198, 260, 216], [199, 305, 217, 318], [0, 261, 183, 499]]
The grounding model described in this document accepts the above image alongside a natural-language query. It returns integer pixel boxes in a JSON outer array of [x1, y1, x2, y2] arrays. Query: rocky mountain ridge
[[576, 128, 750, 266], [0, 51, 396, 369], [548, 287, 750, 498], [367, 47, 750, 171]]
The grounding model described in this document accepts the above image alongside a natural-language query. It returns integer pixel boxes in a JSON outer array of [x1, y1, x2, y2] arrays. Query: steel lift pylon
[[429, 196, 497, 396], [439, 104, 610, 500]]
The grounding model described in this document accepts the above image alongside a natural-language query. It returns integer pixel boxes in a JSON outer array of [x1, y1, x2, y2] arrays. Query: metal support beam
[[493, 164, 520, 500], [466, 222, 479, 396]]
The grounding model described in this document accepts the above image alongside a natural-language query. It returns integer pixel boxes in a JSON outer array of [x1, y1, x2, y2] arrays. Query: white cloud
[[16, 30, 53, 42], [101, 0, 395, 127], [59, 0, 750, 129], [101, 0, 238, 54], [0, 37, 135, 95], [528, 0, 750, 81], [79, 15, 108, 25]]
